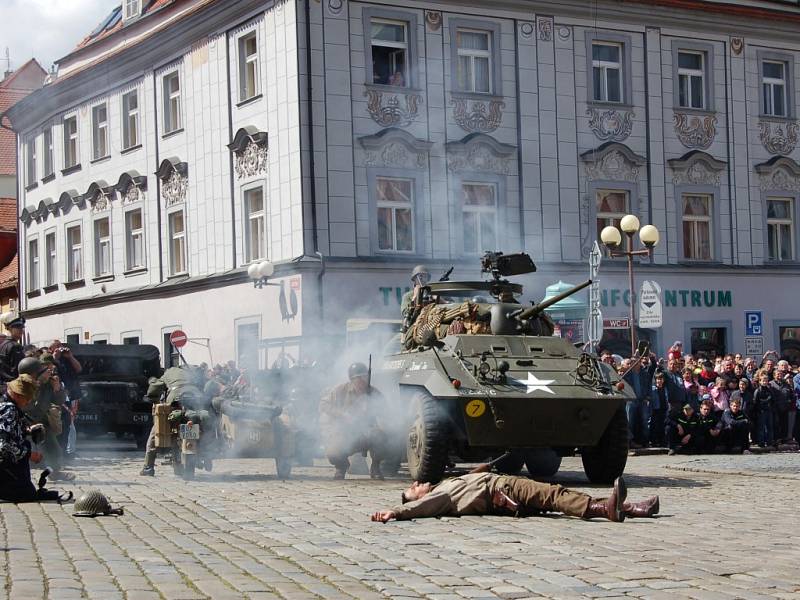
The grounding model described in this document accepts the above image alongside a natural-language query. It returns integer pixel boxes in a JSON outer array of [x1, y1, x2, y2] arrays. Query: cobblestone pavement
[[2, 442, 799, 600]]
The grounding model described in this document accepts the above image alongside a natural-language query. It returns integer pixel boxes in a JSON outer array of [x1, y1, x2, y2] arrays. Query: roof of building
[[0, 254, 18, 290], [72, 0, 175, 54], [0, 59, 46, 176], [0, 198, 17, 232]]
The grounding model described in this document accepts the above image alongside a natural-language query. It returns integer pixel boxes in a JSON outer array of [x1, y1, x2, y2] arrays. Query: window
[[92, 103, 108, 160], [376, 177, 414, 252], [596, 190, 629, 240], [66, 225, 82, 281], [370, 19, 408, 87], [682, 194, 713, 260], [456, 29, 492, 94], [45, 231, 56, 287], [163, 72, 181, 133], [125, 209, 145, 270], [123, 336, 140, 345], [25, 136, 36, 186], [169, 210, 187, 275], [462, 183, 497, 254], [124, 0, 141, 20], [763, 60, 787, 117], [63, 115, 78, 169], [678, 51, 705, 109], [239, 33, 259, 101], [244, 187, 266, 262], [237, 322, 260, 372], [43, 126, 54, 177], [592, 42, 622, 103], [767, 197, 794, 261], [122, 90, 139, 149], [66, 334, 80, 345], [94, 217, 111, 276], [27, 239, 39, 292]]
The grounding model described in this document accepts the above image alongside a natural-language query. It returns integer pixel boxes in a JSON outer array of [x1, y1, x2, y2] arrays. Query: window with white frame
[[678, 51, 705, 110], [43, 126, 54, 177], [762, 60, 788, 117], [163, 72, 182, 133], [45, 231, 56, 287], [66, 225, 82, 281], [94, 217, 111, 276], [168, 210, 187, 275], [370, 19, 408, 87], [682, 194, 713, 260], [592, 42, 623, 103], [244, 187, 266, 262], [92, 103, 109, 159], [376, 177, 414, 252], [63, 115, 78, 169], [239, 33, 259, 101], [124, 0, 141, 20], [125, 209, 145, 270], [25, 136, 36, 186], [462, 182, 497, 254], [122, 90, 139, 149], [27, 238, 39, 292], [456, 29, 492, 94], [596, 190, 629, 240], [767, 197, 794, 261]]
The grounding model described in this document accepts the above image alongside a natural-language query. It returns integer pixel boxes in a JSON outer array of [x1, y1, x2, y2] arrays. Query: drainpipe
[[226, 29, 237, 270], [152, 71, 164, 282]]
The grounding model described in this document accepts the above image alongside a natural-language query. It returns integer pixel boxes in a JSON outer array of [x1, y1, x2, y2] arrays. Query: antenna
[[2, 47, 10, 77]]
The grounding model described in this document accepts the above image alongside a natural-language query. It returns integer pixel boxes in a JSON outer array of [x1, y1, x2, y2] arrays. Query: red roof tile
[[0, 60, 46, 176], [0, 254, 18, 290], [0, 198, 17, 232], [73, 0, 176, 53]]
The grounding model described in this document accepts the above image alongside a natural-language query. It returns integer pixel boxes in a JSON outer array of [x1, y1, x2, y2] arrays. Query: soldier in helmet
[[0, 316, 27, 395], [319, 362, 388, 480], [401, 265, 431, 332]]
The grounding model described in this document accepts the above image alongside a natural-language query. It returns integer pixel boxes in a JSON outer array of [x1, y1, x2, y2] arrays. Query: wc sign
[[745, 311, 763, 336]]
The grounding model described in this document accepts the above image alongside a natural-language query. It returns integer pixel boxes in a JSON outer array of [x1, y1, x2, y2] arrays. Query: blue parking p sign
[[745, 311, 763, 336]]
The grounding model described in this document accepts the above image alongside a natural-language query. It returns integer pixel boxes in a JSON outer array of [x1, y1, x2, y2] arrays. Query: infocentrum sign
[[601, 289, 732, 308]]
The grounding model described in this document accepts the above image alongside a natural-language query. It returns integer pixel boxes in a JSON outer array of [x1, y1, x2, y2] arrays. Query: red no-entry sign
[[170, 330, 188, 349]]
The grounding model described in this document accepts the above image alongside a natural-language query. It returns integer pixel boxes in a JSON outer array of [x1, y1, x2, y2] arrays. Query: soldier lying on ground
[[370, 469, 659, 523]]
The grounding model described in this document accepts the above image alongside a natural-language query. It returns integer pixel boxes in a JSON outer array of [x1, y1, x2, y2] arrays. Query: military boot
[[583, 477, 626, 522], [140, 450, 157, 476], [623, 495, 659, 518]]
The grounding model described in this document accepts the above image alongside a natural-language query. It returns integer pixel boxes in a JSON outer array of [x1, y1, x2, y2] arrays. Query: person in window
[[388, 70, 405, 86]]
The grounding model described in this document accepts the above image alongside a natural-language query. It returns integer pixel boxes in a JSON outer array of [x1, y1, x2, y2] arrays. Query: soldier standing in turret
[[401, 265, 431, 332], [319, 362, 387, 480]]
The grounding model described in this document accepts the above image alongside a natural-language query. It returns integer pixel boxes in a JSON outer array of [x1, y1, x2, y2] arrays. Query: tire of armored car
[[525, 448, 562, 478], [406, 390, 450, 483], [493, 451, 525, 475], [580, 409, 628, 484]]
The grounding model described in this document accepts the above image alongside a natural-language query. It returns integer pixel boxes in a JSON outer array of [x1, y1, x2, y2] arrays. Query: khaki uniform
[[392, 473, 592, 520], [319, 381, 387, 476], [24, 381, 66, 473]]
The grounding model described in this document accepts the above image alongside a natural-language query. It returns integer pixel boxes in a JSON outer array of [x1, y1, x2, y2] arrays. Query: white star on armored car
[[514, 372, 556, 394]]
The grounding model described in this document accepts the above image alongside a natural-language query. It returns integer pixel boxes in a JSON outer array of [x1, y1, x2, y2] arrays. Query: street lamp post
[[599, 215, 660, 357]]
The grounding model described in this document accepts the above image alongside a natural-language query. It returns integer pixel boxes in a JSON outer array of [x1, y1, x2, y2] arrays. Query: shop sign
[[603, 318, 630, 329], [744, 336, 764, 356], [601, 288, 732, 308], [638, 280, 662, 329]]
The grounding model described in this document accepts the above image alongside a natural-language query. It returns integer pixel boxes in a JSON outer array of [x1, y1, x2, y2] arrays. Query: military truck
[[375, 252, 633, 484]]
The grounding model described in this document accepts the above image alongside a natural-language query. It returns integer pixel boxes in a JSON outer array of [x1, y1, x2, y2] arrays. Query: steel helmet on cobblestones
[[348, 362, 369, 380], [73, 490, 124, 517], [17, 357, 46, 377]]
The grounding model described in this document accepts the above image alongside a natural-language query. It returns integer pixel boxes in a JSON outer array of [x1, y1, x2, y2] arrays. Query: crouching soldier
[[319, 362, 387, 480], [371, 472, 659, 523], [0, 375, 72, 503], [720, 397, 750, 453]]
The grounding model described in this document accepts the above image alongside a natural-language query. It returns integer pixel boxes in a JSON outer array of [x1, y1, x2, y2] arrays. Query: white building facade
[[8, 0, 800, 365]]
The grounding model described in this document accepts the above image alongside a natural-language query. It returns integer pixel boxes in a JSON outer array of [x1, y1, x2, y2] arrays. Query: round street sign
[[169, 330, 188, 349]]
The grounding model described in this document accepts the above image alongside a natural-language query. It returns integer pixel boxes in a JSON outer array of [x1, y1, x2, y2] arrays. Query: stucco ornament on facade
[[673, 112, 717, 149], [364, 142, 426, 169], [446, 134, 516, 175], [557, 26, 571, 41], [234, 140, 269, 179], [364, 90, 422, 128], [587, 108, 634, 142], [90, 191, 111, 213], [760, 168, 800, 191], [122, 184, 141, 205], [537, 18, 552, 41], [162, 171, 188, 207], [451, 97, 504, 133], [730, 38, 744, 56], [583, 150, 641, 182], [519, 22, 534, 39], [759, 120, 799, 155], [425, 11, 442, 32], [668, 151, 726, 186], [327, 0, 343, 16]]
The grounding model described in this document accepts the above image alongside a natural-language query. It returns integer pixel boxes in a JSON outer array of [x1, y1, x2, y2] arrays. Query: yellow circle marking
[[465, 399, 486, 418]]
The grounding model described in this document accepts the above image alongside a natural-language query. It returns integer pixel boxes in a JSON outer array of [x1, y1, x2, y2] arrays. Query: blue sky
[[0, 0, 112, 72]]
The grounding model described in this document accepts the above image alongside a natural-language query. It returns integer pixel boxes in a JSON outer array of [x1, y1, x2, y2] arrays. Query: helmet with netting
[[73, 489, 124, 517]]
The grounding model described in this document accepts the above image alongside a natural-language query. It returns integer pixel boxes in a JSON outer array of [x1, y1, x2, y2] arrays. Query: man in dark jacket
[[0, 316, 26, 395], [752, 372, 775, 447], [695, 399, 723, 453], [623, 356, 656, 448], [667, 403, 701, 454], [719, 397, 750, 452]]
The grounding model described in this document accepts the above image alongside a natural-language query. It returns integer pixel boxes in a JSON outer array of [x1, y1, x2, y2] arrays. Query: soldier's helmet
[[411, 265, 430, 283], [348, 362, 369, 380], [17, 357, 46, 377], [73, 489, 123, 517]]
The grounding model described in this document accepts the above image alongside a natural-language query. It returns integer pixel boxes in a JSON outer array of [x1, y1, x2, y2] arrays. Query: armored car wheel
[[494, 452, 525, 475], [406, 390, 449, 483], [525, 448, 562, 478], [580, 409, 628, 484]]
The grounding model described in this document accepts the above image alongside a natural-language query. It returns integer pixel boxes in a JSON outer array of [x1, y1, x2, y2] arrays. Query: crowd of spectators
[[601, 343, 799, 454]]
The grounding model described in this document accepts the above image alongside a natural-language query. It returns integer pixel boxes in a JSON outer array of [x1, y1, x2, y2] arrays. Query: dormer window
[[124, 0, 141, 21]]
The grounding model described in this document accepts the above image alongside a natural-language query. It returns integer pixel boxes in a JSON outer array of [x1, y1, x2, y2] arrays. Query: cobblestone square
[[2, 445, 799, 599]]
